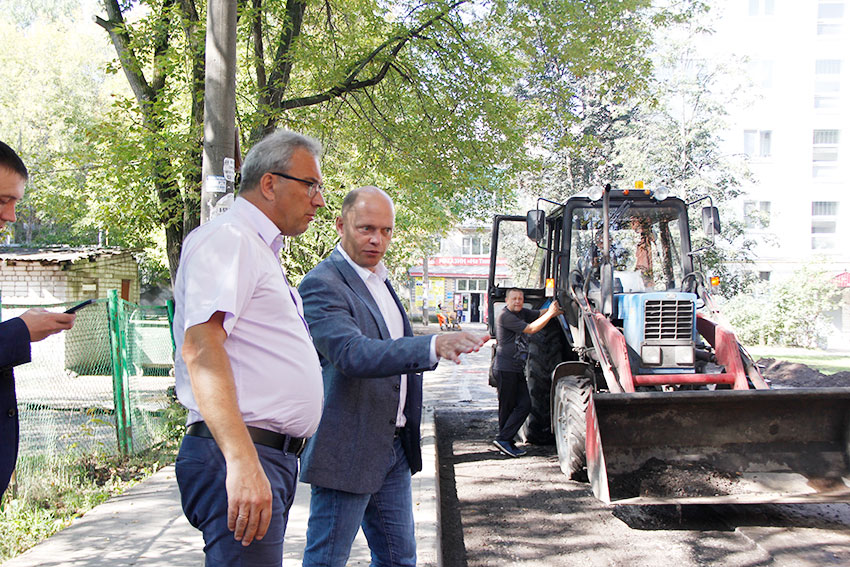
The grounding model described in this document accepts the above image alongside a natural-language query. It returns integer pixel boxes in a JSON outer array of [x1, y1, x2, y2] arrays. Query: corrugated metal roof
[[0, 246, 130, 264]]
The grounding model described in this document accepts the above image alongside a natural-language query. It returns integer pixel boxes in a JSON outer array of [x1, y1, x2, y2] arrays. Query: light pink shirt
[[173, 197, 324, 438], [336, 245, 437, 427]]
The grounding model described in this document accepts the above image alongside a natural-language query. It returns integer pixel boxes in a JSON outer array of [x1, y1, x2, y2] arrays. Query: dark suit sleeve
[[300, 268, 434, 378], [0, 318, 31, 370]]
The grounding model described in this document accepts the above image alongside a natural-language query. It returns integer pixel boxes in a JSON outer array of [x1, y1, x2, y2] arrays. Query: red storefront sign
[[428, 257, 506, 267]]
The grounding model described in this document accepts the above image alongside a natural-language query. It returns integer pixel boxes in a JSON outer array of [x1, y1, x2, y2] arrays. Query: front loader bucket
[[587, 388, 850, 505]]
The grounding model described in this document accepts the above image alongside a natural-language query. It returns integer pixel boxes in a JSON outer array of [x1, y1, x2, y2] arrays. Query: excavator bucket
[[587, 388, 850, 505]]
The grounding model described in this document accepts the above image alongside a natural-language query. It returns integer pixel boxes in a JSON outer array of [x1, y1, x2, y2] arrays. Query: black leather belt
[[186, 421, 306, 456]]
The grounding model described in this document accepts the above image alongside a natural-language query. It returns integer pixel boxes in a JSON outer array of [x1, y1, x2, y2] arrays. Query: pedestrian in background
[[298, 186, 489, 567], [491, 288, 561, 457], [0, 141, 76, 497], [172, 130, 325, 566]]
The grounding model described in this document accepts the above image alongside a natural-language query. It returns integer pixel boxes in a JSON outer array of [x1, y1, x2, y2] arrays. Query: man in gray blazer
[[299, 186, 488, 567]]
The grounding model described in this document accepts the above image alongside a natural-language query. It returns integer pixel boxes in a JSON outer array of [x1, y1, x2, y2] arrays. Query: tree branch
[[94, 0, 153, 107], [250, 0, 268, 107], [270, 1, 467, 114], [265, 0, 307, 126]]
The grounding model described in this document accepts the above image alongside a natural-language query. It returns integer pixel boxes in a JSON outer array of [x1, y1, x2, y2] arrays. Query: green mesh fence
[[1, 291, 175, 498]]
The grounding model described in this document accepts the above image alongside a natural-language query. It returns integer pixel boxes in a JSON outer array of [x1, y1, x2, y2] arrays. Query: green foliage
[[3, 0, 713, 283], [613, 39, 751, 205], [0, 0, 83, 27], [507, 0, 709, 200], [0, 392, 186, 561], [606, 14, 762, 295], [0, 6, 122, 246], [725, 267, 843, 349], [91, 0, 702, 278]]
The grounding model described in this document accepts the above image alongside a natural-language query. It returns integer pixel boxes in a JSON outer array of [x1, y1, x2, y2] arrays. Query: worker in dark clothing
[[491, 288, 561, 457]]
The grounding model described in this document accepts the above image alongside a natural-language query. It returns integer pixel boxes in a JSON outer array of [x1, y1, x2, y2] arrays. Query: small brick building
[[0, 247, 142, 371], [0, 246, 139, 304]]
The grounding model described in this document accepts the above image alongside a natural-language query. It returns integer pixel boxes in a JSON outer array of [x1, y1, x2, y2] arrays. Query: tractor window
[[570, 204, 684, 291], [493, 219, 546, 289]]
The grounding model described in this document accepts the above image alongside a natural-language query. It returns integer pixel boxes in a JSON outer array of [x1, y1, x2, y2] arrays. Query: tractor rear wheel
[[553, 374, 592, 479], [521, 323, 564, 444]]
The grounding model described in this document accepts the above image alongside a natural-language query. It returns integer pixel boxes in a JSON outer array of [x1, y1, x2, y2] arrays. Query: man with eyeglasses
[[172, 130, 325, 566]]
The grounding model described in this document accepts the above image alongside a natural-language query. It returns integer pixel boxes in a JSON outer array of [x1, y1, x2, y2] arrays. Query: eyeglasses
[[269, 171, 325, 198]]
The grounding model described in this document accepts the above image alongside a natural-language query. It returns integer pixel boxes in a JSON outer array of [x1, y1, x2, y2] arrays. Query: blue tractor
[[487, 184, 850, 504]]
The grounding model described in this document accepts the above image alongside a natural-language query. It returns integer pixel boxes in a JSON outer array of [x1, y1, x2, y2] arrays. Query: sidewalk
[[2, 323, 492, 567]]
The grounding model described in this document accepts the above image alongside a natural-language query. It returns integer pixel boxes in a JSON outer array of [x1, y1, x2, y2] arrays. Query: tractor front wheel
[[553, 374, 592, 479]]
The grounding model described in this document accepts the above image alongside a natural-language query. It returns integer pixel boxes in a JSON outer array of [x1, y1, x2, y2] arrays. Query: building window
[[759, 271, 771, 281], [744, 130, 772, 158], [462, 236, 490, 256], [749, 0, 775, 16], [813, 129, 840, 177], [812, 201, 839, 250], [749, 59, 774, 89], [817, 1, 844, 35], [456, 278, 488, 292], [744, 201, 771, 228], [815, 59, 842, 109]]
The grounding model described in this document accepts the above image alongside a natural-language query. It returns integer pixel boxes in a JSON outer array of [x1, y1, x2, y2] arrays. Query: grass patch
[[746, 347, 850, 375], [0, 401, 186, 562]]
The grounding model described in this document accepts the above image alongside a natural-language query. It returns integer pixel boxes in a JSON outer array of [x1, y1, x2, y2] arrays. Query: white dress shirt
[[336, 245, 437, 427], [173, 197, 324, 438]]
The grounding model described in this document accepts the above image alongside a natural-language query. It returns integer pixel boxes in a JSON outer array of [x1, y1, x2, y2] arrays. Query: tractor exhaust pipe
[[600, 184, 614, 317]]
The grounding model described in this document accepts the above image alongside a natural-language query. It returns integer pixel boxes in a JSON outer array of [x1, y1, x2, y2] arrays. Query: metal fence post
[[166, 298, 176, 354], [107, 289, 134, 455]]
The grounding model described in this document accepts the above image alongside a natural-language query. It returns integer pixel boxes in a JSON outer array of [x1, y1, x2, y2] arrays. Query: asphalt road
[[425, 326, 850, 567]]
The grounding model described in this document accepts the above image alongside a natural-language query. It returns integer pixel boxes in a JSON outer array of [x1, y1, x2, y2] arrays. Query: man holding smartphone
[[1, 141, 77, 497]]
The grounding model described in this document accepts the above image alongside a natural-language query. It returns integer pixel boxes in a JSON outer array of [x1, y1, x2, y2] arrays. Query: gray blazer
[[298, 249, 436, 494]]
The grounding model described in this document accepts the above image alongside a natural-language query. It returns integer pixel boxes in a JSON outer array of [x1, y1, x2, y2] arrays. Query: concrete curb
[[416, 405, 441, 567]]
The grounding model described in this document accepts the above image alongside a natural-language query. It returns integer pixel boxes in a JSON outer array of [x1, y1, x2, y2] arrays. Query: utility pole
[[200, 0, 237, 224]]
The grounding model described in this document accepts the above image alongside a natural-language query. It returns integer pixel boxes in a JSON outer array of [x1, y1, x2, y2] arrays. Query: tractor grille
[[644, 299, 694, 340]]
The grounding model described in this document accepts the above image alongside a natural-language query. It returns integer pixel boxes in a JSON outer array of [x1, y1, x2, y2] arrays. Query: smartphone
[[65, 299, 95, 314]]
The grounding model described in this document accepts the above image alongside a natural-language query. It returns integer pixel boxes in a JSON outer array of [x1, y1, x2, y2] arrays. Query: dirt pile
[[610, 458, 742, 500], [758, 358, 850, 388]]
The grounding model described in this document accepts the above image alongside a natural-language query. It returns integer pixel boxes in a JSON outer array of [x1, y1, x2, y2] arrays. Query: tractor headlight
[[641, 345, 662, 365], [588, 185, 604, 201], [674, 346, 695, 365]]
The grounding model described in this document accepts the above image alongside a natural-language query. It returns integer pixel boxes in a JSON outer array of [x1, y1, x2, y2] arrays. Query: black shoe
[[493, 439, 523, 458], [510, 442, 527, 457]]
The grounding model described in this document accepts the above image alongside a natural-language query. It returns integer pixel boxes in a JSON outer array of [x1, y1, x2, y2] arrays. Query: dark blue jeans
[[302, 436, 416, 567], [176, 434, 299, 567]]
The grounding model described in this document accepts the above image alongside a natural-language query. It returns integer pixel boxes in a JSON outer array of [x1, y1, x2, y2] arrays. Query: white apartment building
[[705, 0, 849, 279], [702, 0, 850, 345]]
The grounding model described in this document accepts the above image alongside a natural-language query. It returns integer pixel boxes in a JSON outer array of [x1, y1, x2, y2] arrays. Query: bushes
[[724, 267, 842, 348]]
